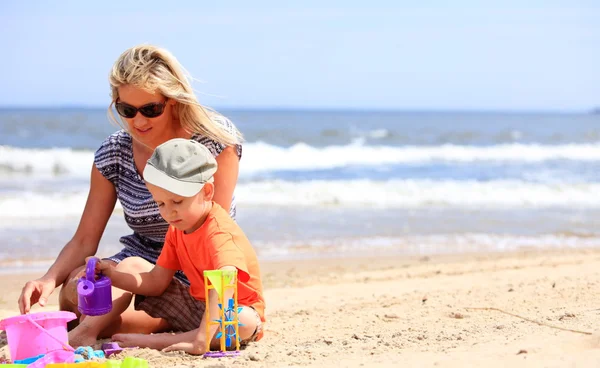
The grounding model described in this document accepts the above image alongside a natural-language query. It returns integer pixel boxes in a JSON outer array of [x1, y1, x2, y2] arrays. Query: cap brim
[[143, 164, 205, 197]]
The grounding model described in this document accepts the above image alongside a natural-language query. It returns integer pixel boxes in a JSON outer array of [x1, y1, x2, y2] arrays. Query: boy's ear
[[201, 182, 215, 201]]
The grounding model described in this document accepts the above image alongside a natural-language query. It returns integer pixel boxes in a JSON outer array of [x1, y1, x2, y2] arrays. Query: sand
[[2, 248, 600, 367]]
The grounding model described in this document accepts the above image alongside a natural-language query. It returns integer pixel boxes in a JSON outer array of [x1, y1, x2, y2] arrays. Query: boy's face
[[146, 182, 214, 233]]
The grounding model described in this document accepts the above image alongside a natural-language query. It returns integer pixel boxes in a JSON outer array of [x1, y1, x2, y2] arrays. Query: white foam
[[1, 232, 597, 265], [254, 233, 600, 260], [235, 179, 600, 208], [0, 146, 93, 177], [1, 179, 600, 220], [0, 191, 122, 219], [353, 128, 390, 140], [240, 141, 600, 175], [3, 142, 600, 178]]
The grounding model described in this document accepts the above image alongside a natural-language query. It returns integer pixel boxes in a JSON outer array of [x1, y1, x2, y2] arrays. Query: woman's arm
[[19, 164, 116, 313], [212, 146, 239, 212]]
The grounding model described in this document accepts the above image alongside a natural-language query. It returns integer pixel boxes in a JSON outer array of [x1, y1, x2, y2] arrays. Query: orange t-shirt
[[156, 202, 265, 323]]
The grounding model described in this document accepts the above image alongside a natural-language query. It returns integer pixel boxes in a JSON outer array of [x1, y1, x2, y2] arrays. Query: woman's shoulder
[[97, 130, 133, 152], [211, 114, 237, 134], [94, 130, 133, 166], [191, 114, 242, 159]]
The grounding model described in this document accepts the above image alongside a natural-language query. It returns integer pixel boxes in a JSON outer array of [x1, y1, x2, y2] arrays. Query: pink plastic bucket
[[0, 311, 76, 361]]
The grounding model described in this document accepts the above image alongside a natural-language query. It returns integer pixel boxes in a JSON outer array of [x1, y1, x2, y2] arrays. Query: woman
[[17, 44, 243, 347]]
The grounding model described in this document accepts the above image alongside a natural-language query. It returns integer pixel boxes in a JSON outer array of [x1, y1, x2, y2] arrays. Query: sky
[[1, 1, 598, 111]]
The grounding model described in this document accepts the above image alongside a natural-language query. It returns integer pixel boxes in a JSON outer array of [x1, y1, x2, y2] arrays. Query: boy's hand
[[162, 339, 206, 355], [84, 257, 115, 278]]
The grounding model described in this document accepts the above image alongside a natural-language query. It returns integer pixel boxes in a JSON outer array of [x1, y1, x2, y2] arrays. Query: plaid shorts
[[135, 278, 263, 343]]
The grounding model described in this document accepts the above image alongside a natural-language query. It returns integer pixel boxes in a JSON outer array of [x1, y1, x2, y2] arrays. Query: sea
[[1, 108, 600, 272]]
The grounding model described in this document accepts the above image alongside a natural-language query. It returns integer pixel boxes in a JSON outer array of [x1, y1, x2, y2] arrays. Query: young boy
[[92, 138, 265, 355]]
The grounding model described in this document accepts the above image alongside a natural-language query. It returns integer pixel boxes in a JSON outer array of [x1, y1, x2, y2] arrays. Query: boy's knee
[[116, 257, 153, 273], [238, 307, 261, 341]]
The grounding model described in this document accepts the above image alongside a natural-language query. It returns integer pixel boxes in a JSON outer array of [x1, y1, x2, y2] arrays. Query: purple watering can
[[77, 257, 112, 316]]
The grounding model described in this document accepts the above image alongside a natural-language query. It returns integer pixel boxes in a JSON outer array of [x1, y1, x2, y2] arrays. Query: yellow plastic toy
[[203, 269, 241, 358]]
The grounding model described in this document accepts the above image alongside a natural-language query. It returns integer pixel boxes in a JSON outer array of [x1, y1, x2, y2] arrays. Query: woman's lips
[[135, 127, 152, 134]]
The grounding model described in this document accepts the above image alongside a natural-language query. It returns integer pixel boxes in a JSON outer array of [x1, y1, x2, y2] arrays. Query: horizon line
[[0, 104, 596, 115]]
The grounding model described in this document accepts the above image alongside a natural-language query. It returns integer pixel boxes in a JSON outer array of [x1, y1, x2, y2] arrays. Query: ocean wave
[[235, 179, 600, 208], [0, 146, 93, 176], [1, 233, 599, 266], [241, 141, 600, 175], [0, 191, 122, 218], [4, 142, 600, 177], [1, 179, 599, 219], [254, 233, 600, 260]]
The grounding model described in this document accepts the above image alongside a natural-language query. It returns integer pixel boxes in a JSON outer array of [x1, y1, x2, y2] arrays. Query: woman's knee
[[59, 265, 86, 308], [60, 260, 120, 308]]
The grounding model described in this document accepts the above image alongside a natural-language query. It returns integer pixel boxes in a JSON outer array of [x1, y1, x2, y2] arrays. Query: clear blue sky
[[1, 1, 598, 111]]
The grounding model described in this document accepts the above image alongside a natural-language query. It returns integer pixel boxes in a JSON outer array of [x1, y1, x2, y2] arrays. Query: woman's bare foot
[[112, 333, 172, 351]]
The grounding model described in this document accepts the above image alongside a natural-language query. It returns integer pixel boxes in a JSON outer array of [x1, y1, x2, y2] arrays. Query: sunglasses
[[115, 99, 168, 119]]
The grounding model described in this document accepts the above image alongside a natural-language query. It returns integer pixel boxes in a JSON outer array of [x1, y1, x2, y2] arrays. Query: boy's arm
[[163, 265, 237, 355], [95, 258, 175, 296]]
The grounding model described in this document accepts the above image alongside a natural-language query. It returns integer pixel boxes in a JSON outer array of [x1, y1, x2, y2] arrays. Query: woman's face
[[116, 85, 178, 148]]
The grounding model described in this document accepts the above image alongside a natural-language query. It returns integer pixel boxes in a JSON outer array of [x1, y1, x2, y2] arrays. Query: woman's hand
[[18, 277, 56, 314]]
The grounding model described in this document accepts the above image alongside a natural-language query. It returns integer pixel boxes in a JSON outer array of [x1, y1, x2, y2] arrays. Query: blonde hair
[[107, 44, 241, 146]]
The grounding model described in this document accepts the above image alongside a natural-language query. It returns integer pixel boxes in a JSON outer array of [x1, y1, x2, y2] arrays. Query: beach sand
[[1, 248, 600, 367]]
